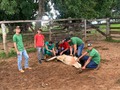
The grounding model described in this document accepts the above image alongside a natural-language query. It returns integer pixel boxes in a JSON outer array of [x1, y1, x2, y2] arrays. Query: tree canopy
[[0, 0, 120, 21], [51, 0, 119, 19], [0, 0, 38, 20]]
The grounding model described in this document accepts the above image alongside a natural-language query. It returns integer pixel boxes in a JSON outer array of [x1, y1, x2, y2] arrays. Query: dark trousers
[[80, 56, 98, 69], [57, 49, 70, 55]]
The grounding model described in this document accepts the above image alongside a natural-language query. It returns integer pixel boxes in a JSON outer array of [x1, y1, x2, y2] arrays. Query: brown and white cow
[[46, 55, 82, 71]]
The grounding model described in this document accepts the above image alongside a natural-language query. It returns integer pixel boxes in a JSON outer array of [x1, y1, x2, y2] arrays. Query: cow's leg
[[72, 62, 81, 68], [73, 62, 82, 73], [46, 56, 57, 61]]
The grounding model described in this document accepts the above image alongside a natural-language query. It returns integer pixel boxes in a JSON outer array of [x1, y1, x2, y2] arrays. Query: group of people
[[13, 26, 101, 73]]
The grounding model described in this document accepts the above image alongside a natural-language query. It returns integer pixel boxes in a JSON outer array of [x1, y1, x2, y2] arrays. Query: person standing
[[34, 28, 45, 64], [13, 26, 31, 73], [65, 37, 84, 57]]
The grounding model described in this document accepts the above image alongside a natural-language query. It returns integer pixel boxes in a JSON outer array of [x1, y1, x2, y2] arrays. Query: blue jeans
[[37, 47, 44, 60], [17, 50, 29, 70], [77, 44, 84, 57], [81, 56, 98, 68]]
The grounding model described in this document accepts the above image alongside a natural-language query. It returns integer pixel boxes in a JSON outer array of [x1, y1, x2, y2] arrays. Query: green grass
[[0, 48, 36, 59], [0, 52, 7, 59], [26, 48, 36, 53], [105, 38, 120, 43], [110, 24, 120, 27]]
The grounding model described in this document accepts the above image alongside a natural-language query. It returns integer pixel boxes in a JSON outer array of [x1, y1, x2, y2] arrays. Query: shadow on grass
[[101, 59, 110, 63], [101, 48, 109, 50]]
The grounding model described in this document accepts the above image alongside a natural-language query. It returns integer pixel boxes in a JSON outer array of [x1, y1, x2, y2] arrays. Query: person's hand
[[73, 53, 76, 57], [34, 45, 36, 48], [76, 58, 79, 62], [49, 50, 53, 52], [60, 52, 63, 55], [82, 66, 86, 70], [17, 51, 20, 55]]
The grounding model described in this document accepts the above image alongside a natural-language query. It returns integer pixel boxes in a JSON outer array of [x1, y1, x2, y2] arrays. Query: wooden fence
[[0, 18, 120, 53]]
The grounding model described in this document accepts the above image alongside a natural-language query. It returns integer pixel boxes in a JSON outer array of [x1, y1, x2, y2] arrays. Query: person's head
[[37, 28, 42, 34], [61, 39, 65, 43], [65, 37, 71, 42], [15, 26, 21, 34], [48, 41, 53, 46], [87, 43, 93, 50]]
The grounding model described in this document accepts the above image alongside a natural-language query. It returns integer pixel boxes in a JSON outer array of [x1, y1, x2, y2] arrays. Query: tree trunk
[[1, 23, 8, 54], [35, 0, 45, 33]]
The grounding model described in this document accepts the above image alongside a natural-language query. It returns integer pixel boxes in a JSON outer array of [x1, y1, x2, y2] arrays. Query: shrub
[[0, 51, 7, 59]]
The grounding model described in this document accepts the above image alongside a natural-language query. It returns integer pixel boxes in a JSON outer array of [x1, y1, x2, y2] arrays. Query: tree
[[0, 0, 38, 33], [35, 0, 51, 31], [112, 0, 120, 17], [51, 0, 117, 19]]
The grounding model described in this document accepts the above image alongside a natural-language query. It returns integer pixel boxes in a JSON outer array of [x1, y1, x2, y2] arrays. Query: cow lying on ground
[[46, 55, 82, 72]]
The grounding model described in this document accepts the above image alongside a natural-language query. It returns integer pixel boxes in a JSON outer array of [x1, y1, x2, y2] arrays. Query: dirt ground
[[0, 40, 120, 90]]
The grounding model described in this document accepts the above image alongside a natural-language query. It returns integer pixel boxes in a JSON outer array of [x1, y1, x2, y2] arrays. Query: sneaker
[[39, 60, 42, 64], [19, 69, 25, 73], [41, 58, 45, 60]]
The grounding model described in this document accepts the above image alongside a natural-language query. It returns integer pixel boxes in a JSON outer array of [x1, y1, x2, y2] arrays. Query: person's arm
[[43, 35, 45, 46], [70, 46, 73, 55], [45, 44, 52, 52], [34, 39, 36, 48], [13, 42, 20, 55], [77, 52, 88, 61], [82, 57, 92, 69], [73, 44, 77, 55], [34, 35, 36, 48], [60, 48, 68, 55], [52, 48, 56, 56]]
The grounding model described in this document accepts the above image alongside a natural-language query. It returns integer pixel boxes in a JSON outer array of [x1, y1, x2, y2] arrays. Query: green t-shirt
[[87, 48, 101, 64], [13, 34, 24, 51], [45, 41, 54, 50], [69, 37, 84, 46]]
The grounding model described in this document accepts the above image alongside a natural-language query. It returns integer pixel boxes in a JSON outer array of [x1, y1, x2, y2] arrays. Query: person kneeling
[[44, 41, 56, 58], [77, 43, 101, 70], [57, 39, 70, 55]]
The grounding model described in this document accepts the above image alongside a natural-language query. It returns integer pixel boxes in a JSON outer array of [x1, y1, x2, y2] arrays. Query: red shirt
[[59, 42, 70, 49], [34, 34, 45, 47]]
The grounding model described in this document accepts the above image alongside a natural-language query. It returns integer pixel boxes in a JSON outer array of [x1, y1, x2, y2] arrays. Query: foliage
[[26, 48, 36, 53], [51, 0, 117, 19], [0, 48, 36, 59], [0, 0, 17, 15], [112, 0, 120, 17], [105, 38, 120, 43], [7, 49, 16, 57], [0, 0, 38, 20], [0, 51, 7, 59]]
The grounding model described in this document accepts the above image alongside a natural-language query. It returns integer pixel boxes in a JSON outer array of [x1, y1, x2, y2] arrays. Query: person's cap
[[87, 43, 92, 47], [16, 26, 20, 29]]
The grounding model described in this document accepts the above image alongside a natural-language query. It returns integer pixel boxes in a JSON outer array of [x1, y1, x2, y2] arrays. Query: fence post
[[106, 18, 111, 39], [1, 23, 8, 54], [84, 19, 87, 41], [49, 29, 52, 41]]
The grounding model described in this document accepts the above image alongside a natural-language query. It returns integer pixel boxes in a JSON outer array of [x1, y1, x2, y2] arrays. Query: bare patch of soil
[[0, 41, 120, 90]]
